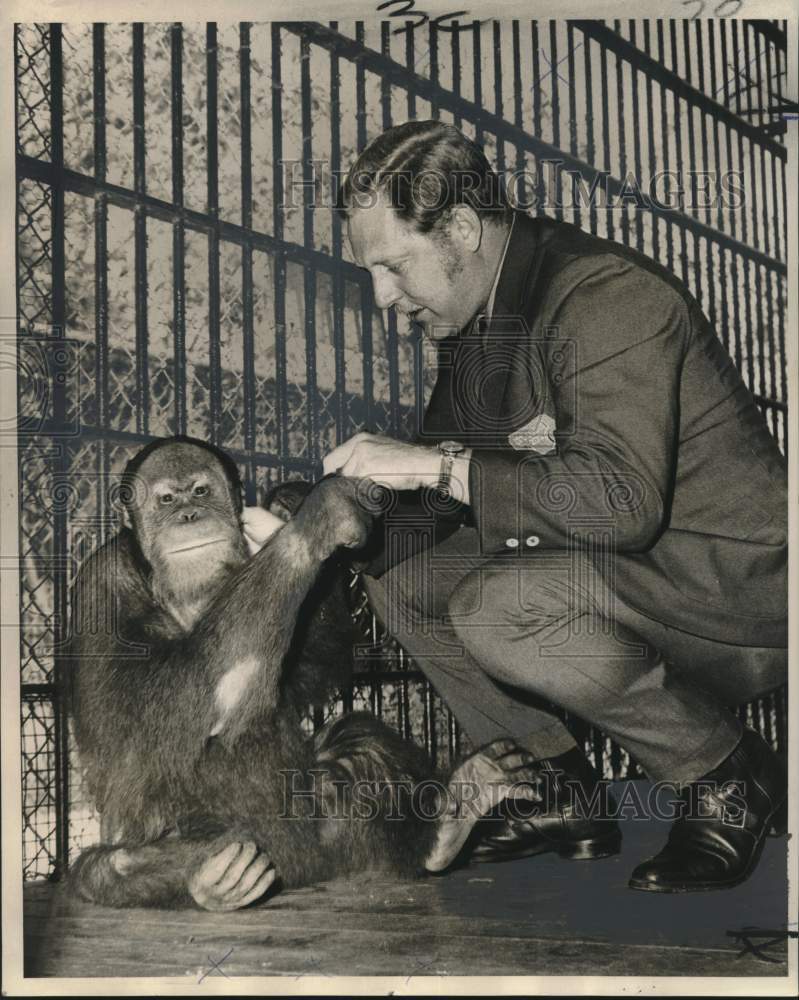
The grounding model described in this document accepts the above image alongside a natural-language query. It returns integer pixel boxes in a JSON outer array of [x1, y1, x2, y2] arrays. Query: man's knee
[[365, 550, 452, 636], [448, 562, 577, 634]]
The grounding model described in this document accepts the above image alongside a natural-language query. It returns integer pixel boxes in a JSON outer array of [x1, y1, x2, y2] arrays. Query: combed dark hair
[[337, 120, 511, 232]]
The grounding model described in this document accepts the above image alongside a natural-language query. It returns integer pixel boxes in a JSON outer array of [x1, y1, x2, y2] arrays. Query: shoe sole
[[472, 828, 622, 866], [627, 794, 787, 893]]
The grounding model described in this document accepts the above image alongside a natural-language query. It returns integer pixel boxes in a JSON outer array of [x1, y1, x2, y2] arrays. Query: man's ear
[[449, 204, 483, 254]]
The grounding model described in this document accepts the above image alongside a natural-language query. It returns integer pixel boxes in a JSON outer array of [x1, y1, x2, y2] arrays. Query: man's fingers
[[495, 750, 538, 772], [241, 507, 285, 542], [481, 738, 519, 760], [243, 533, 262, 557], [323, 434, 369, 477], [215, 841, 259, 895]]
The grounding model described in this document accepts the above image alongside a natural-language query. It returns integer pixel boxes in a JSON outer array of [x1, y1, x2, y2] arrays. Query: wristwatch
[[437, 440, 465, 494]]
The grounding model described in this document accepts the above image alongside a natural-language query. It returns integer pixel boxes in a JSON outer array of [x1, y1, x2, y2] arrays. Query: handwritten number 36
[[682, 0, 744, 16], [377, 0, 472, 34]]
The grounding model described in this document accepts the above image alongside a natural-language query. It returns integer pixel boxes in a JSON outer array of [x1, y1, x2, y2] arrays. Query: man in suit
[[321, 120, 788, 892]]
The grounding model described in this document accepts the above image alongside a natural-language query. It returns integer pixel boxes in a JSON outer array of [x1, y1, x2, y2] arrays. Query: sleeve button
[[525, 535, 540, 547], [504, 537, 520, 548]]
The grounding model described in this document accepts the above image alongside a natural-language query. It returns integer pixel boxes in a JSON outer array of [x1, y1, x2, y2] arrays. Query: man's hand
[[241, 506, 285, 555], [322, 432, 439, 491], [188, 841, 276, 912]]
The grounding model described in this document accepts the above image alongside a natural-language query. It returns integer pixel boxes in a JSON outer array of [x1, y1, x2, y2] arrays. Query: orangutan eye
[[193, 484, 208, 497], [160, 493, 174, 505]]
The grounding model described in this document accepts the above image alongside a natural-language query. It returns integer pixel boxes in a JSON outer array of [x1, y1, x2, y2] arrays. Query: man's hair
[[337, 120, 512, 232]]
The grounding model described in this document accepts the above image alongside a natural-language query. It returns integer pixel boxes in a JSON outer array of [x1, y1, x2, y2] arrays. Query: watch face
[[439, 440, 465, 455]]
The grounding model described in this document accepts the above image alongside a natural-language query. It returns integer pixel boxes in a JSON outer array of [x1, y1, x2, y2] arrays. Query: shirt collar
[[484, 214, 515, 321]]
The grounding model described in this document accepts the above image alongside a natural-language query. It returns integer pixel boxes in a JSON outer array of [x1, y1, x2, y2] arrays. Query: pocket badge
[[508, 413, 556, 454]]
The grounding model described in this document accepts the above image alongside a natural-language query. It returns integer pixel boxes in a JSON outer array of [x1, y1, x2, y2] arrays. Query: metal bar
[[764, 267, 779, 437], [329, 21, 347, 447], [171, 23, 186, 435], [300, 31, 319, 469], [451, 20, 462, 130], [655, 21, 671, 270], [241, 23, 253, 234], [48, 21, 71, 880], [355, 22, 366, 151], [240, 22, 256, 494], [361, 279, 375, 434], [92, 24, 109, 436], [742, 257, 757, 396], [615, 20, 628, 244], [566, 22, 578, 229], [206, 23, 222, 442], [746, 19, 786, 48], [571, 19, 785, 157], [381, 22, 401, 438], [581, 30, 596, 235], [405, 22, 416, 119], [549, 21, 562, 220], [132, 24, 149, 437], [424, 682, 436, 761], [670, 22, 687, 282], [566, 23, 578, 160], [694, 21, 709, 308], [777, 273, 787, 413], [15, 420, 327, 471], [428, 21, 439, 119], [493, 21, 505, 177], [599, 24, 613, 241], [531, 21, 545, 215], [18, 22, 785, 271], [764, 41, 782, 261], [719, 19, 731, 109], [708, 22, 726, 248], [472, 19, 482, 144], [271, 23, 289, 463], [380, 21, 392, 130], [754, 33, 771, 262], [628, 21, 643, 250], [511, 21, 522, 135], [774, 34, 788, 253], [18, 154, 433, 277], [755, 264, 768, 408], [730, 20, 742, 117]]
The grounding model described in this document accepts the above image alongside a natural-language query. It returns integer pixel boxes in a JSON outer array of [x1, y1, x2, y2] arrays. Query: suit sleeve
[[468, 258, 690, 553]]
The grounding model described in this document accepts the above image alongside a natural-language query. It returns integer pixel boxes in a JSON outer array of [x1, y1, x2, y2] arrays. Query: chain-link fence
[[15, 18, 789, 881]]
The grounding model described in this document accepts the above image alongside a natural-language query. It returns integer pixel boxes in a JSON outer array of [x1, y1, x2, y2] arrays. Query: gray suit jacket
[[419, 211, 787, 648]]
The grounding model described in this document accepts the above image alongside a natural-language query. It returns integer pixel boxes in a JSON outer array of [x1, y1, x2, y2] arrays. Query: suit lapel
[[424, 212, 551, 446], [480, 213, 548, 444]]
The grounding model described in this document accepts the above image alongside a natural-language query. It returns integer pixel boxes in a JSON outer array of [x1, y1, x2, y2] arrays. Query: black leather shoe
[[628, 728, 787, 893], [470, 749, 622, 864]]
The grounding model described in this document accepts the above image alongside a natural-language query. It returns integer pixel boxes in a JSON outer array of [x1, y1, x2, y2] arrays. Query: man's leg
[[446, 552, 787, 890], [446, 552, 786, 783], [363, 527, 578, 760], [364, 528, 621, 865]]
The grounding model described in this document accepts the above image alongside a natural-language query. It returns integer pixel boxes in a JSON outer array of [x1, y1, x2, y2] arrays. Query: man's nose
[[372, 271, 401, 311]]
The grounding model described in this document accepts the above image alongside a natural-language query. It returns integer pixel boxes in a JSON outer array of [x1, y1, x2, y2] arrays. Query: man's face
[[346, 192, 478, 339]]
